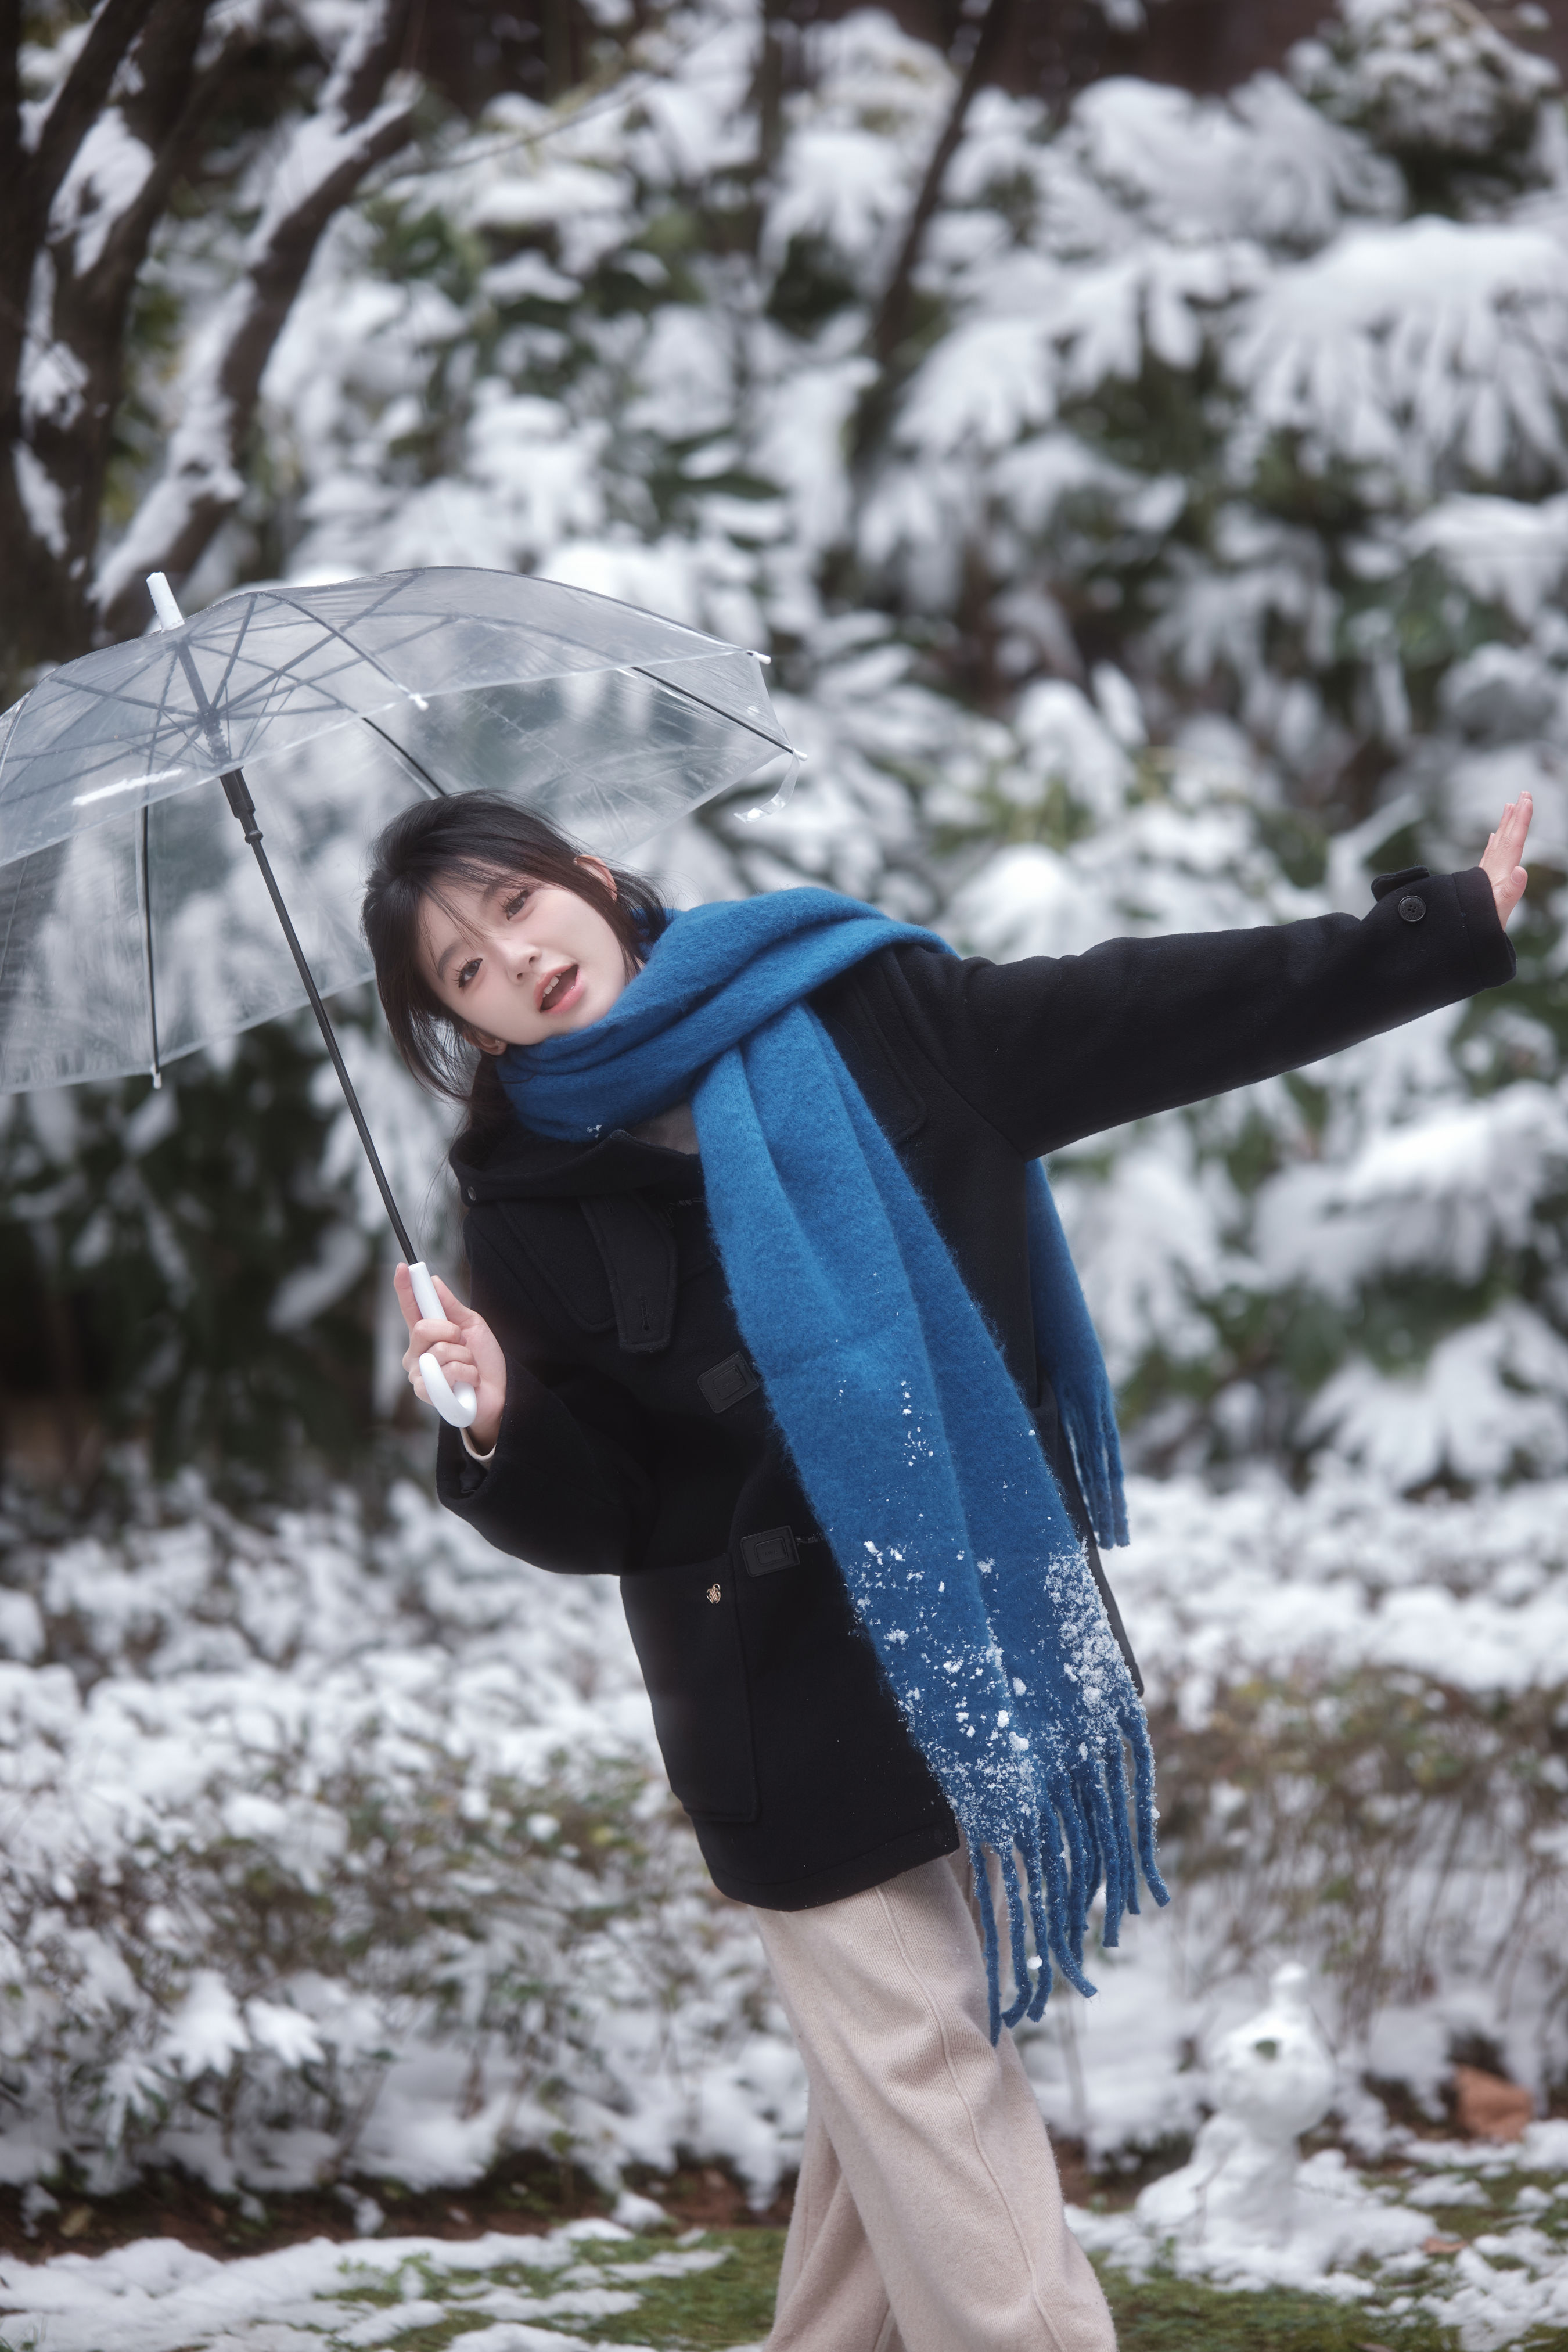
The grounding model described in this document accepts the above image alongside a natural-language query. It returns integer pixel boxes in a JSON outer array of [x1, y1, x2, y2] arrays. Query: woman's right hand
[[1480, 792, 1532, 926], [393, 1265, 508, 1452]]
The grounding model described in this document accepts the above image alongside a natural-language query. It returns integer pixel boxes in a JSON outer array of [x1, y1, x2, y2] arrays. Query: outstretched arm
[[885, 802, 1526, 1163]]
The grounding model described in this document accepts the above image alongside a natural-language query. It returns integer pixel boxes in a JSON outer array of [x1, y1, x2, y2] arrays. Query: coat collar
[[452, 1117, 702, 1206]]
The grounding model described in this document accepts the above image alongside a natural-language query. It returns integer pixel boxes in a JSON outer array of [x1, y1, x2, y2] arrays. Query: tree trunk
[[0, 0, 420, 697]]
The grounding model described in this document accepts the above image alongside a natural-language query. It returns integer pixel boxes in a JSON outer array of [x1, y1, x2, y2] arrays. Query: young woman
[[365, 787, 1530, 2352]]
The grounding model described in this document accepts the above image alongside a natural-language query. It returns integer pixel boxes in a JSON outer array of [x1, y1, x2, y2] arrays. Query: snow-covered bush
[[1015, 1468, 1568, 2163], [3, 0, 1568, 2204], [0, 1470, 784, 2199], [2, 1461, 1567, 2196], [9, 0, 1564, 1488]]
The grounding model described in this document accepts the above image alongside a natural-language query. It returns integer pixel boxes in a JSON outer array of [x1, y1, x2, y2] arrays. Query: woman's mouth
[[538, 964, 581, 1015]]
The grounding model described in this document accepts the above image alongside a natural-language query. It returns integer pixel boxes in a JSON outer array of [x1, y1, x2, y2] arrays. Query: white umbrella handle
[[408, 1261, 478, 1430]]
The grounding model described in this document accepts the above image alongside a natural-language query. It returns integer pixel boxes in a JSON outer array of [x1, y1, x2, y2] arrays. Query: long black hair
[[361, 794, 668, 1153]]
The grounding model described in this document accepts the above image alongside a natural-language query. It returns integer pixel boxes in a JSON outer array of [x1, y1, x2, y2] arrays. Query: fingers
[[393, 1261, 420, 1334], [395, 1264, 463, 1354], [413, 1339, 481, 1386], [400, 1310, 459, 1354], [1496, 869, 1529, 929], [393, 1265, 500, 1412], [1478, 798, 1533, 930], [400, 1326, 465, 1373], [431, 1272, 465, 1320], [1492, 793, 1532, 864], [395, 1262, 473, 1328]]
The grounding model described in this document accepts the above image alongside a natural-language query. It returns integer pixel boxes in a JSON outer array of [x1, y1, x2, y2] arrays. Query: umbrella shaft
[[220, 767, 418, 1267]]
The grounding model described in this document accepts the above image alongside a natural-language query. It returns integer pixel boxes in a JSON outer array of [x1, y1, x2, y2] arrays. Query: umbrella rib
[[628, 664, 792, 753], [168, 635, 232, 769], [262, 593, 440, 704], [361, 718, 448, 795], [204, 593, 262, 717], [341, 576, 411, 624], [148, 638, 192, 766], [135, 802, 161, 1087]]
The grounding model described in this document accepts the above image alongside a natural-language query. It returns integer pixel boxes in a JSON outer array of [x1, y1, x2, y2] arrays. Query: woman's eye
[[456, 958, 481, 989], [503, 887, 533, 919]]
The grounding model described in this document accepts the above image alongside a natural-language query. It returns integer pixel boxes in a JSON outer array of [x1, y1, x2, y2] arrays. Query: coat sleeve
[[433, 1211, 656, 1576], [882, 866, 1516, 1159]]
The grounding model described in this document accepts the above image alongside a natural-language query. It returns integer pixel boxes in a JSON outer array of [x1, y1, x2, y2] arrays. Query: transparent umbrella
[[0, 566, 798, 1425]]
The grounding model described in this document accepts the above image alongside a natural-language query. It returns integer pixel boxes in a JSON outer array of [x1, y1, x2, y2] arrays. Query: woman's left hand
[[1479, 792, 1532, 927]]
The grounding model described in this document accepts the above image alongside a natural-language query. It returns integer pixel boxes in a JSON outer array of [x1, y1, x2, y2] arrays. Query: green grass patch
[[581, 2230, 783, 2347], [1, 2224, 1502, 2352], [329, 2229, 782, 2350], [1096, 2261, 1463, 2351], [326, 2229, 1481, 2352]]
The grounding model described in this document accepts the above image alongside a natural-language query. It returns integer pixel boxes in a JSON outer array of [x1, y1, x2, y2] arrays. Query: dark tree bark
[[866, 0, 1016, 379], [0, 0, 421, 693], [96, 0, 422, 638], [0, 0, 162, 681], [752, 0, 790, 178]]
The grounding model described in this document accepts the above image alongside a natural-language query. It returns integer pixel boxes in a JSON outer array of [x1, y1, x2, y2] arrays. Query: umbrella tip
[[146, 573, 185, 631]]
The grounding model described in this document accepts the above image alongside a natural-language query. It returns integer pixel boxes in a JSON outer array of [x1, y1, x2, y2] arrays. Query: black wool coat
[[437, 864, 1514, 1910]]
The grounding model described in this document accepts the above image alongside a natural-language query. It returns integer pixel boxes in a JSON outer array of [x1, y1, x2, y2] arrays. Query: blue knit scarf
[[500, 889, 1166, 2035]]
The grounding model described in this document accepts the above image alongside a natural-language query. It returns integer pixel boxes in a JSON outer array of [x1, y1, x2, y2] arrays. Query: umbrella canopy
[[0, 567, 793, 1092]]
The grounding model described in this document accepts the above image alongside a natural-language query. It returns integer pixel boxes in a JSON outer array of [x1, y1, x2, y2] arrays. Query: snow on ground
[[2, 1463, 1568, 2338], [6, 2152, 1568, 2351], [1074, 2122, 1568, 2351], [0, 2214, 746, 2352]]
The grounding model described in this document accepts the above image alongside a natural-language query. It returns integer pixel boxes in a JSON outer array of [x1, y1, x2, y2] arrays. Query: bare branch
[[96, 0, 420, 636], [866, 0, 1018, 380], [0, 0, 21, 194], [28, 0, 162, 221], [750, 0, 792, 183], [89, 24, 247, 297]]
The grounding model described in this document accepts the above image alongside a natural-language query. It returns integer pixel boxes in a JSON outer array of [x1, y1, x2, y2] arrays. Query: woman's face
[[419, 859, 634, 1051]]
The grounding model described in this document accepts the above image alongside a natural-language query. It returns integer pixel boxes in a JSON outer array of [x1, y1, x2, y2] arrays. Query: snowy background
[[4, 0, 1568, 2337]]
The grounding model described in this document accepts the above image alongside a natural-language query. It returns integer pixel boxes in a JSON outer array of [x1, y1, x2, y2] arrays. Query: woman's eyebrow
[[428, 875, 524, 981]]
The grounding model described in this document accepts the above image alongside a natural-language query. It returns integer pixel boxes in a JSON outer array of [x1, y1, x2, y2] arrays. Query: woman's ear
[[575, 854, 617, 900], [462, 1026, 508, 1056]]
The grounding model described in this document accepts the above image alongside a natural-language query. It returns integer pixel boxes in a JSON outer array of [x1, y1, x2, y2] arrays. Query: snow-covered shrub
[[1294, 0, 1561, 181], [3, 1461, 1567, 2193], [0, 1470, 784, 2199], [5, 0, 1568, 2202], [12, 0, 1561, 1491], [1017, 1469, 1568, 2159]]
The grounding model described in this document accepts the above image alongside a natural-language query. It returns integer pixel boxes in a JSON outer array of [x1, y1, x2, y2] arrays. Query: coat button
[[1397, 893, 1426, 924]]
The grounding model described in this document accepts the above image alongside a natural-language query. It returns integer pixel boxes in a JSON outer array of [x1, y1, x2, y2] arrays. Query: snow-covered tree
[[5, 0, 1568, 2215], [250, 0, 1568, 1492], [0, 0, 645, 1473], [4, 0, 1567, 1493]]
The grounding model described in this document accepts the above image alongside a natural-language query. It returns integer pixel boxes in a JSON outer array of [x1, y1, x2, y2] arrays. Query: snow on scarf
[[499, 889, 1167, 2035]]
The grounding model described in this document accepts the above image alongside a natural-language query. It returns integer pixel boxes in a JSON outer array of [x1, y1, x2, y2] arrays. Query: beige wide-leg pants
[[750, 1845, 1117, 2352]]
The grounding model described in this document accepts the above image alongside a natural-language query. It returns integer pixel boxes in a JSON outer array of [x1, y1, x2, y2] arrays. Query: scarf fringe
[[1060, 1392, 1130, 1552], [968, 1707, 1170, 2044]]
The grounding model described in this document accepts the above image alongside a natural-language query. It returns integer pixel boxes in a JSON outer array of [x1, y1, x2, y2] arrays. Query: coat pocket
[[620, 1556, 758, 1824]]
